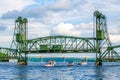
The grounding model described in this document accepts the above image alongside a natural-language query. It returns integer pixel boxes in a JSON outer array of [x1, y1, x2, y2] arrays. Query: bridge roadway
[[22, 49, 95, 53]]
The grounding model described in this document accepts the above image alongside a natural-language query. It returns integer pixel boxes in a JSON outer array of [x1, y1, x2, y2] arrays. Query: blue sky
[[0, 0, 120, 47]]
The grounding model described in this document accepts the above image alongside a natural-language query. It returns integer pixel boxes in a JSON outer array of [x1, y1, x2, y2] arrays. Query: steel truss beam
[[22, 36, 96, 53]]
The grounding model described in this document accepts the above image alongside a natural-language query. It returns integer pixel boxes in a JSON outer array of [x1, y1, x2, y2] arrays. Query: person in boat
[[45, 60, 56, 67], [67, 61, 74, 66], [78, 57, 87, 65]]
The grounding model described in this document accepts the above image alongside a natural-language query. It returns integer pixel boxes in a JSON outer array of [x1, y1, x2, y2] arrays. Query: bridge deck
[[23, 49, 95, 53]]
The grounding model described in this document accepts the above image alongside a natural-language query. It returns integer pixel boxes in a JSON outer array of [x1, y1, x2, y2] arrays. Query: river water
[[0, 62, 120, 80]]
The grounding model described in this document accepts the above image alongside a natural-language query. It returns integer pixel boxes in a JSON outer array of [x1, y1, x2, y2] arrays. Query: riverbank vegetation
[[0, 52, 9, 61]]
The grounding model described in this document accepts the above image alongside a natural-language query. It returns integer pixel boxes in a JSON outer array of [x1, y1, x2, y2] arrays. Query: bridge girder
[[23, 36, 96, 53]]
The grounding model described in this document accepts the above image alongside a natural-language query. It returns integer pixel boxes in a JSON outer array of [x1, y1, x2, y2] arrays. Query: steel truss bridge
[[26, 36, 96, 53], [0, 11, 120, 65]]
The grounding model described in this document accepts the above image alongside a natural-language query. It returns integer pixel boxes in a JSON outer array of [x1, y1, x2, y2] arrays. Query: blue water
[[0, 62, 120, 80]]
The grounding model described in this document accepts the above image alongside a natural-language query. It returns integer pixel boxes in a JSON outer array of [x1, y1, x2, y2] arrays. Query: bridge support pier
[[95, 60, 102, 66], [18, 54, 27, 65], [18, 60, 27, 65]]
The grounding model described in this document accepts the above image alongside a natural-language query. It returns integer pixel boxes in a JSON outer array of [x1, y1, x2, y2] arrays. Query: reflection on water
[[15, 66, 28, 79], [0, 62, 120, 80]]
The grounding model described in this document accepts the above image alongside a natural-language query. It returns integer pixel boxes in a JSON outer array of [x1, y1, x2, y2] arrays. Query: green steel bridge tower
[[10, 17, 28, 64], [94, 11, 120, 65], [0, 11, 120, 65]]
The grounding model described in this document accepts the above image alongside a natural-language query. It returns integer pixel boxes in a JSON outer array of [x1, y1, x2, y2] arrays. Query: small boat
[[79, 60, 87, 65], [45, 60, 56, 67], [78, 57, 87, 65], [67, 61, 74, 66]]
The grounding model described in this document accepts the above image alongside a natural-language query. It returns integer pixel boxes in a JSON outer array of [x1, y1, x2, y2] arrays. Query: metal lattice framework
[[10, 16, 28, 62], [94, 11, 120, 63], [24, 36, 96, 53]]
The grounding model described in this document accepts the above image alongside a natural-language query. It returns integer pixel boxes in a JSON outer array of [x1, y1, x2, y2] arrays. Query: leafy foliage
[[0, 52, 9, 57]]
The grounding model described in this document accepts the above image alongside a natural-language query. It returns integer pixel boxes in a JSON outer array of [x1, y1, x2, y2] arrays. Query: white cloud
[[0, 0, 36, 15], [76, 22, 93, 30], [28, 18, 50, 39], [52, 22, 81, 36], [0, 36, 12, 47], [109, 35, 120, 44], [0, 19, 17, 47], [42, 11, 66, 24], [51, 0, 71, 9], [109, 27, 120, 35], [75, 22, 94, 37]]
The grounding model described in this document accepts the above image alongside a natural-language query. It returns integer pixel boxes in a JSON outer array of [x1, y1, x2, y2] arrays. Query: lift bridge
[[0, 11, 120, 65]]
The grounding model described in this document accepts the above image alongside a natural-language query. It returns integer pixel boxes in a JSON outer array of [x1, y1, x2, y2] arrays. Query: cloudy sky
[[0, 0, 120, 47]]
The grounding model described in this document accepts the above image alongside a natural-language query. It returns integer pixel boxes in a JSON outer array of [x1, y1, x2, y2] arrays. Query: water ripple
[[0, 62, 120, 80]]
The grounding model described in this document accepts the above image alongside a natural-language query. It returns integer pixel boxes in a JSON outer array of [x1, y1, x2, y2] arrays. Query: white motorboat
[[45, 60, 56, 67], [79, 60, 87, 65], [67, 61, 74, 66], [78, 57, 87, 65]]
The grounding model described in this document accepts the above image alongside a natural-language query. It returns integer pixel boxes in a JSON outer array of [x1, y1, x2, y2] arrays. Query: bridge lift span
[[0, 11, 120, 65]]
